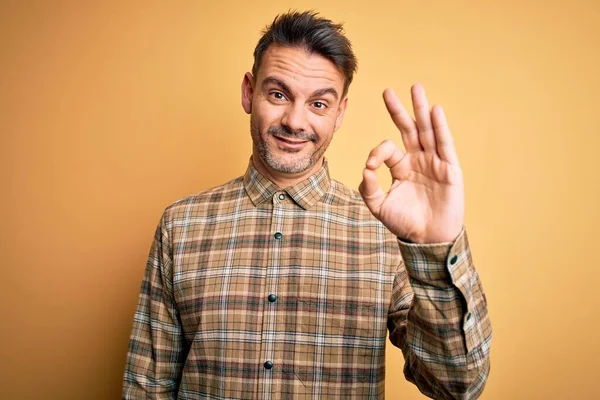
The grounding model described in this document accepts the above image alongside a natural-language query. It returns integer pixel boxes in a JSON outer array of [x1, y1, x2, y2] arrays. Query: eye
[[313, 101, 327, 109], [270, 91, 287, 101]]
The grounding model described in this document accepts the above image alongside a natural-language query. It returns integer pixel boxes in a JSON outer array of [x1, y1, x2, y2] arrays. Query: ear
[[241, 72, 255, 114], [333, 96, 348, 133]]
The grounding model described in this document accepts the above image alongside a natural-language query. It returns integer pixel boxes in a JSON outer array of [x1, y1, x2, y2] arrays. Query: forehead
[[256, 45, 345, 95]]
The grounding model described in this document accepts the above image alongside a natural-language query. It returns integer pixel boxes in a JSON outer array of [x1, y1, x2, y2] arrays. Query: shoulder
[[326, 179, 398, 242], [325, 179, 383, 222], [327, 179, 368, 208], [161, 176, 245, 224]]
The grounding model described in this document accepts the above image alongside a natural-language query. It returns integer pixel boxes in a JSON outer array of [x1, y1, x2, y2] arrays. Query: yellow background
[[1, 1, 598, 399]]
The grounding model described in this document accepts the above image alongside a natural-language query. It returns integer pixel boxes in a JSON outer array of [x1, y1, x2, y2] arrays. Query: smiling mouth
[[273, 136, 310, 147]]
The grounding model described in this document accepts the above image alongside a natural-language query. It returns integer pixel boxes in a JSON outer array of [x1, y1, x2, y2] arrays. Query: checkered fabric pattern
[[123, 159, 491, 399]]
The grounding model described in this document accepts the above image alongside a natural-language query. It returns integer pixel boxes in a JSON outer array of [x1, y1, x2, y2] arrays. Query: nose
[[281, 102, 307, 133]]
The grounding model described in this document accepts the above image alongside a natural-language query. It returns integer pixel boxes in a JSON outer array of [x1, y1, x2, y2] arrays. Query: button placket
[[260, 190, 286, 389]]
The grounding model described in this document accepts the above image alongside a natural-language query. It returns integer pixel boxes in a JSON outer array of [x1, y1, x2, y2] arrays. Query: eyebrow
[[262, 76, 339, 101], [312, 87, 339, 101]]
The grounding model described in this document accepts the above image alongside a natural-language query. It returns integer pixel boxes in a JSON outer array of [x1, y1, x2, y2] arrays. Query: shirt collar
[[243, 157, 331, 210]]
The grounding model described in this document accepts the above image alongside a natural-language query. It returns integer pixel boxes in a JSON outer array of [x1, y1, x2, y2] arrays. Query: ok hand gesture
[[359, 84, 464, 244]]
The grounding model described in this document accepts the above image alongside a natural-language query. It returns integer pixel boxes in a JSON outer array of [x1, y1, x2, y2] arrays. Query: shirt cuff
[[397, 227, 470, 289], [399, 228, 488, 355]]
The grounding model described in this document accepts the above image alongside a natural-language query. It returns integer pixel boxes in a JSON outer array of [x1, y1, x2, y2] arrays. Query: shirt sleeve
[[122, 214, 187, 399], [387, 228, 492, 399]]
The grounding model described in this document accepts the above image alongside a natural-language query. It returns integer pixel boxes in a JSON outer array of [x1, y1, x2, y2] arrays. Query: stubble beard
[[250, 114, 332, 174]]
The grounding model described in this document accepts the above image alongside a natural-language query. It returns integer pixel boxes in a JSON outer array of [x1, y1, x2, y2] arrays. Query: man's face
[[242, 45, 348, 177]]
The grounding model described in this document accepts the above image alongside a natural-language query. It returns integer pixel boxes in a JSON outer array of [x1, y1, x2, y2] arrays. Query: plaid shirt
[[123, 159, 491, 399]]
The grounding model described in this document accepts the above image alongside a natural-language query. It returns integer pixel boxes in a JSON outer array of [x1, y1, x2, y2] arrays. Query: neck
[[251, 154, 324, 189]]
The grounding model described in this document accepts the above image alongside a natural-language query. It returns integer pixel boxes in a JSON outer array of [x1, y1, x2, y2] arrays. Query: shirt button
[[264, 361, 274, 370], [450, 255, 458, 265], [268, 294, 277, 303], [278, 193, 285, 200], [274, 232, 282, 240]]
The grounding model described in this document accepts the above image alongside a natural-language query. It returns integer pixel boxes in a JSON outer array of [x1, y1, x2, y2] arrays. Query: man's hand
[[359, 84, 464, 244]]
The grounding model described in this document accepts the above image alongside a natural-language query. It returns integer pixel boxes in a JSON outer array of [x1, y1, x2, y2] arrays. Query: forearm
[[390, 229, 492, 399], [122, 307, 185, 399]]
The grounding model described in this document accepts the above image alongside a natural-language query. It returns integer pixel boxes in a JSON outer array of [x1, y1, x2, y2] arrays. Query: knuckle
[[381, 138, 395, 148]]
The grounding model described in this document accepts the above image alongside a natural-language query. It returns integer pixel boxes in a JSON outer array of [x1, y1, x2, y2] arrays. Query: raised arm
[[359, 84, 492, 398]]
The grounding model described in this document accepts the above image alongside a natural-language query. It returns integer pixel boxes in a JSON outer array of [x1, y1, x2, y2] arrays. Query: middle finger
[[411, 83, 437, 154]]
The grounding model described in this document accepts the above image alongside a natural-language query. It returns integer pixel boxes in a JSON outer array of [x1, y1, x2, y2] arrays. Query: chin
[[266, 152, 314, 174]]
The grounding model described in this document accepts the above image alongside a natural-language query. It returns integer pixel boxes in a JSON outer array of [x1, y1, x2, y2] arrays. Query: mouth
[[273, 135, 310, 149]]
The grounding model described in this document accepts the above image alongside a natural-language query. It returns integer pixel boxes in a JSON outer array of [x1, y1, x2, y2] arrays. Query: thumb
[[359, 167, 386, 214]]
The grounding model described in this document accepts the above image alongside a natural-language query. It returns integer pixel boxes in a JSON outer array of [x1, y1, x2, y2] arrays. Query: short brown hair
[[252, 10, 358, 96]]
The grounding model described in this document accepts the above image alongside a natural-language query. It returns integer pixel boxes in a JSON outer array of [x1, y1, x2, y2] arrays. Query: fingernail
[[367, 156, 376, 167]]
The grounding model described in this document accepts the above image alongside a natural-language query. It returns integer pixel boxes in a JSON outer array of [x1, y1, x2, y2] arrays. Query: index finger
[[383, 88, 422, 153]]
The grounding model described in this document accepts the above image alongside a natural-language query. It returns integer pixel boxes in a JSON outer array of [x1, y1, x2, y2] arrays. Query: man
[[123, 10, 491, 400]]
